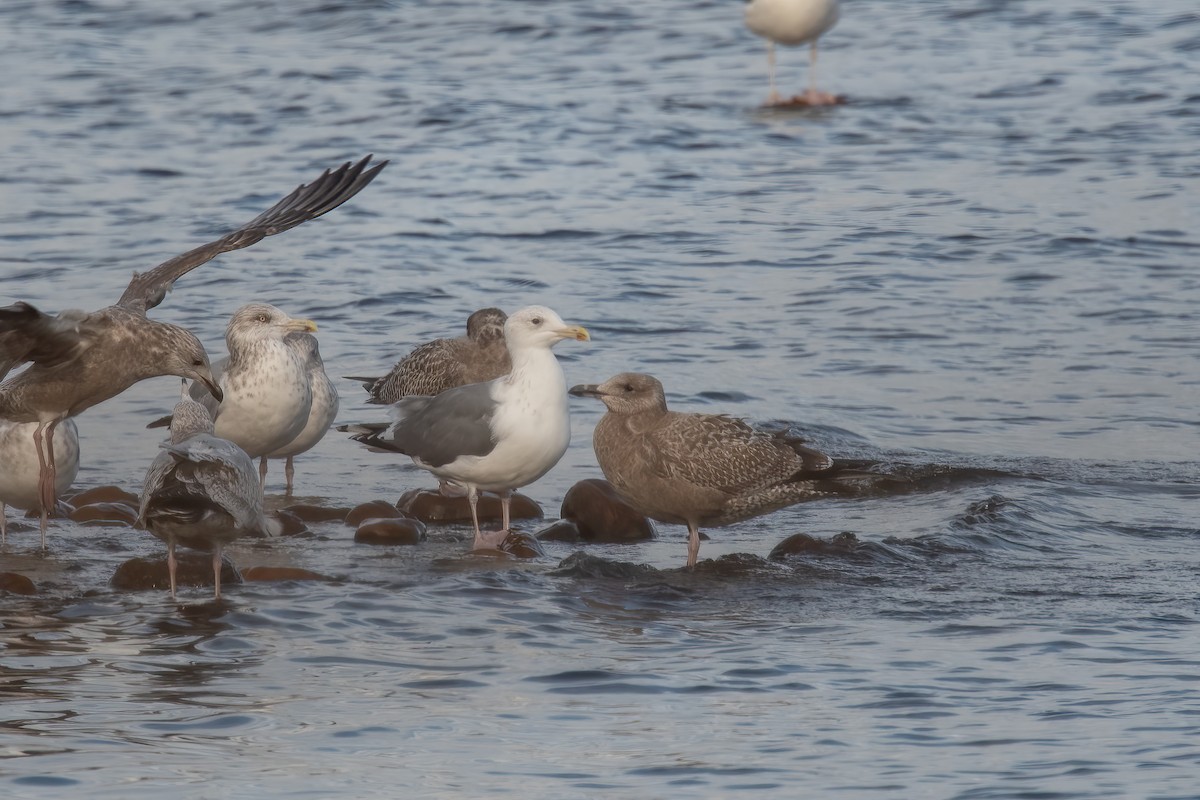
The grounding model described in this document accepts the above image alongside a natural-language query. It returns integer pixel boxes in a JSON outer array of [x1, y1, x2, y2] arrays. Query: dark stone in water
[[536, 519, 583, 542], [560, 479, 654, 542], [68, 502, 138, 527], [397, 489, 542, 523], [498, 530, 546, 559], [345, 500, 404, 526], [273, 510, 308, 537], [111, 553, 241, 592], [354, 517, 427, 546], [241, 565, 329, 582], [769, 531, 860, 560], [548, 551, 661, 580], [283, 504, 350, 523], [0, 572, 36, 595], [68, 485, 139, 507]]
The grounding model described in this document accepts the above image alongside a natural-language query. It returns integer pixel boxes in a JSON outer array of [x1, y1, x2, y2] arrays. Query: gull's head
[[168, 330, 224, 403], [227, 303, 318, 348], [466, 307, 508, 346], [504, 305, 590, 351], [569, 372, 667, 415]]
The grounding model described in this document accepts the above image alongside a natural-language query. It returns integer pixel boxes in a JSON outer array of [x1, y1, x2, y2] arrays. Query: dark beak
[[568, 383, 603, 398], [202, 376, 224, 403]]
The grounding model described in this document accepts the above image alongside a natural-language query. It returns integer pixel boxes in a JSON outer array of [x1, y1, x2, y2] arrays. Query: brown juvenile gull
[[0, 155, 385, 533], [342, 306, 589, 551], [0, 302, 96, 383], [137, 384, 272, 600], [0, 417, 79, 548], [348, 307, 511, 405], [265, 332, 339, 496], [570, 371, 851, 568]]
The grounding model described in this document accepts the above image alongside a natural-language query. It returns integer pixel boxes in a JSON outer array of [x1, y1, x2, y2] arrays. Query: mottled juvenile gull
[[137, 385, 272, 600], [343, 306, 589, 551], [1, 155, 385, 530], [0, 418, 79, 548], [348, 307, 511, 405], [570, 372, 848, 568], [265, 332, 339, 496], [0, 302, 95, 383], [744, 0, 840, 105]]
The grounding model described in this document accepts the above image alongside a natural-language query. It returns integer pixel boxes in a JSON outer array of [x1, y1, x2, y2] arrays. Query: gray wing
[[137, 450, 177, 525], [0, 302, 100, 382], [355, 382, 498, 467], [116, 155, 387, 313], [164, 434, 266, 532]]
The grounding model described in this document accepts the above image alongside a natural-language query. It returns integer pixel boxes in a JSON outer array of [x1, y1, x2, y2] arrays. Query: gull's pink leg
[[167, 539, 178, 600], [765, 41, 782, 105], [686, 521, 702, 569], [213, 545, 223, 600]]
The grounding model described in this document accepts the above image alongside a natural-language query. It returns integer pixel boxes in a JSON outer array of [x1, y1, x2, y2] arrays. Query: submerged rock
[[560, 479, 654, 543], [111, 553, 241, 592], [241, 565, 329, 582], [0, 572, 36, 595], [345, 500, 404, 526], [536, 519, 583, 543], [769, 531, 860, 560], [498, 530, 546, 559], [68, 502, 138, 527], [397, 489, 542, 524], [354, 517, 428, 546], [68, 485, 139, 507], [272, 509, 309, 537]]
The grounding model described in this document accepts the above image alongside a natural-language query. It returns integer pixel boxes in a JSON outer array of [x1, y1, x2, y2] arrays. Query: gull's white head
[[504, 305, 590, 351]]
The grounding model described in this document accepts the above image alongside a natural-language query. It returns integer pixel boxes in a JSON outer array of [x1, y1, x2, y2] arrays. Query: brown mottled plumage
[[0, 156, 386, 541], [570, 372, 845, 568], [349, 308, 511, 404]]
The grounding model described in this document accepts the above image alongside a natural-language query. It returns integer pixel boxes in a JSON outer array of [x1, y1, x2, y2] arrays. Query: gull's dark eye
[[530, 316, 543, 326], [624, 383, 634, 392], [192, 358, 204, 367]]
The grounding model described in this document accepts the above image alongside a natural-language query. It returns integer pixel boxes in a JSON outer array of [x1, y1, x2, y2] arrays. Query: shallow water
[[2, 1, 1199, 797]]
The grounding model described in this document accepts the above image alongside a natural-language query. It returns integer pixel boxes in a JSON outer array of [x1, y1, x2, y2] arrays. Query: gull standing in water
[[0, 418, 79, 548], [0, 156, 385, 543], [343, 306, 589, 551], [744, 0, 840, 105], [138, 385, 272, 600], [571, 372, 858, 568]]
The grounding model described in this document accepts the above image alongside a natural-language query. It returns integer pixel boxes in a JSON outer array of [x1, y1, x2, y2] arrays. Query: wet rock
[[560, 479, 654, 543], [241, 566, 329, 582], [345, 500, 404, 527], [272, 510, 308, 537], [111, 553, 241, 592], [769, 531, 860, 560], [397, 489, 542, 524], [68, 485, 139, 507], [68, 502, 139, 527], [0, 572, 36, 595], [354, 517, 427, 546], [282, 504, 350, 524], [536, 519, 582, 543], [498, 530, 546, 559]]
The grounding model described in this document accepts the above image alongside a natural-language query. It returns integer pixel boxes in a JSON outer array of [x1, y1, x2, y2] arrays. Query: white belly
[[0, 418, 80, 510]]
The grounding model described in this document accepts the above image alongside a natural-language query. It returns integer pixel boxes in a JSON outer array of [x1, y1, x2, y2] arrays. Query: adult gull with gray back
[[744, 0, 841, 106], [343, 306, 590, 551], [571, 372, 865, 568], [0, 155, 385, 540], [138, 384, 273, 600], [348, 307, 511, 405]]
